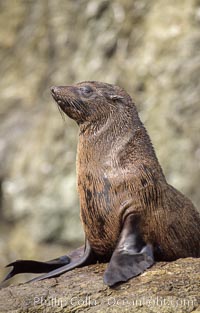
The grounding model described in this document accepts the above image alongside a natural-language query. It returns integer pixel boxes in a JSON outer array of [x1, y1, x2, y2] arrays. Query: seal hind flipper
[[2, 244, 94, 284], [2, 256, 70, 283], [26, 240, 95, 283], [104, 214, 154, 287]]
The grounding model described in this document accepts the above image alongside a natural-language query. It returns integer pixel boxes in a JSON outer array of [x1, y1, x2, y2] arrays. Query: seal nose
[[50, 86, 57, 95]]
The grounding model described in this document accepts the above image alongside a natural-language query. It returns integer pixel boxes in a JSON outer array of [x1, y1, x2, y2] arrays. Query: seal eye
[[80, 86, 93, 96]]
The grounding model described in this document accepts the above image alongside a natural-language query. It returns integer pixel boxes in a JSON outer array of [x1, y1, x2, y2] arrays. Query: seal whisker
[[69, 99, 77, 111], [56, 103, 66, 122], [73, 99, 88, 114]]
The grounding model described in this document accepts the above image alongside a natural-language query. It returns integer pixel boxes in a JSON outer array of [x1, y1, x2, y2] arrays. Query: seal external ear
[[109, 94, 124, 101], [103, 214, 154, 287]]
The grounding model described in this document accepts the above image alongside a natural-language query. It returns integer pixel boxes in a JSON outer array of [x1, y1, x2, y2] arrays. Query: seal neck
[[78, 106, 163, 175], [79, 105, 140, 140]]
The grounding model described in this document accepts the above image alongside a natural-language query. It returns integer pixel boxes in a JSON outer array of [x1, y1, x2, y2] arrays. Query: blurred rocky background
[[0, 0, 200, 283]]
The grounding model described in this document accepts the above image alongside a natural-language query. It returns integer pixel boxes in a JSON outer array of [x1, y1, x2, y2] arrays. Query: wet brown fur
[[52, 81, 200, 261]]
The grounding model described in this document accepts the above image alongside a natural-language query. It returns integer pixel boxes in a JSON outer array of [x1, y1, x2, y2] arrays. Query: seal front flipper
[[104, 214, 154, 287], [26, 240, 95, 283]]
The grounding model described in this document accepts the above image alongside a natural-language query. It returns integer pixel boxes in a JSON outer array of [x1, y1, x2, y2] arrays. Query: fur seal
[[3, 81, 200, 287]]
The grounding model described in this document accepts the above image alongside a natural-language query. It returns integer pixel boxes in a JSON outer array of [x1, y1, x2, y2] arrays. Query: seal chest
[[77, 136, 122, 256]]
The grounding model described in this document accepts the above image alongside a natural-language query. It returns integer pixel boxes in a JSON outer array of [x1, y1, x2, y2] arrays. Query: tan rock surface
[[0, 258, 199, 313]]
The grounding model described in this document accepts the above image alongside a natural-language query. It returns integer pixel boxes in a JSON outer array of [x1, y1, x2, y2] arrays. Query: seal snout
[[50, 86, 69, 102], [50, 86, 59, 97], [50, 86, 63, 104]]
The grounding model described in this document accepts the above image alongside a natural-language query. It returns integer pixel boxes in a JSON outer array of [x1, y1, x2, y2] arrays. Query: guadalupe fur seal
[[3, 81, 200, 287]]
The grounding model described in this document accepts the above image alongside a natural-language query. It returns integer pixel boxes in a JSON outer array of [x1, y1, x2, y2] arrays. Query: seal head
[[51, 82, 127, 126]]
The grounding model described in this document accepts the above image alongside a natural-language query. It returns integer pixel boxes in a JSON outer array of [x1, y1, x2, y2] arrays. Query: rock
[[0, 258, 199, 313], [0, 0, 199, 265]]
